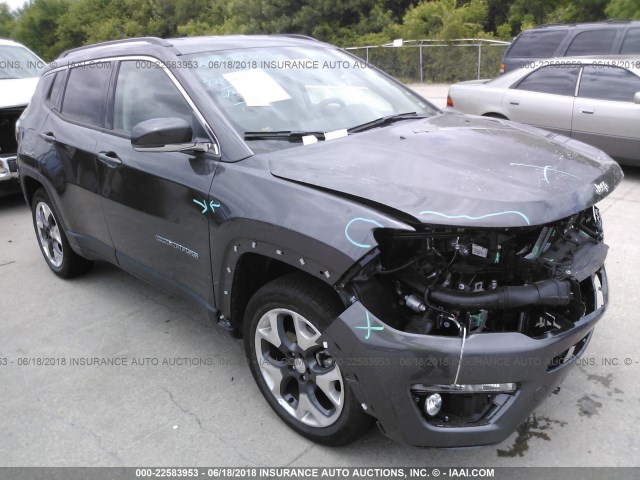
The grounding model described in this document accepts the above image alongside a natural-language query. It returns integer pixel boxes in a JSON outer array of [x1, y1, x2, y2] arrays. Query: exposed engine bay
[[347, 206, 607, 339]]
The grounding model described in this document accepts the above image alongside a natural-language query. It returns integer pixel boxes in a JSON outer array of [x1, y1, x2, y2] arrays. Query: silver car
[[447, 56, 640, 165]]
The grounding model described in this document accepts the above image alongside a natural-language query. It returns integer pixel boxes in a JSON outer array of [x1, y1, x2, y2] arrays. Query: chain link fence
[[344, 39, 511, 83]]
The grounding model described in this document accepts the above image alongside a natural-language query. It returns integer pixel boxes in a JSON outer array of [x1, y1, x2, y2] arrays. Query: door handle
[[39, 132, 56, 143], [580, 108, 595, 114], [97, 151, 122, 167], [509, 101, 520, 105]]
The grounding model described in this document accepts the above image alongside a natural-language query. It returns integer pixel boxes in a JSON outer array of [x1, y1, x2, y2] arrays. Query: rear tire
[[31, 188, 93, 278], [243, 273, 373, 446]]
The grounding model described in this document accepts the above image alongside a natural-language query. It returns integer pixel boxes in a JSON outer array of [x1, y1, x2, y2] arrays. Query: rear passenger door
[[44, 62, 115, 261], [97, 59, 220, 311], [503, 65, 580, 135], [572, 65, 640, 163]]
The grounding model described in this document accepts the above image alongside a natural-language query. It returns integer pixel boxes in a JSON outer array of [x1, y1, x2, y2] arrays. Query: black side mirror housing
[[131, 118, 212, 153]]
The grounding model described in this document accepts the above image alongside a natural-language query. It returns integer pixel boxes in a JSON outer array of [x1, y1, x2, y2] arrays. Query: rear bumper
[[322, 269, 608, 447]]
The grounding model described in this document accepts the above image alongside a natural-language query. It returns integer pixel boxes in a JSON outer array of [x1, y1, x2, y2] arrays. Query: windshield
[[0, 45, 45, 79], [186, 46, 437, 144]]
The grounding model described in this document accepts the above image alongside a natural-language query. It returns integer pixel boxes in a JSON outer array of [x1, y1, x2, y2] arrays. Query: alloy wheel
[[254, 308, 344, 427]]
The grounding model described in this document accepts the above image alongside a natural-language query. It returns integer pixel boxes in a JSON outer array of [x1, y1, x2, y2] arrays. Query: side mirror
[[131, 118, 212, 153], [634, 92, 640, 104]]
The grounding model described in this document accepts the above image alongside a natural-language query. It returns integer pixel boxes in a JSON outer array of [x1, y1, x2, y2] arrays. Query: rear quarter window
[[507, 30, 567, 58], [565, 29, 617, 56], [46, 71, 66, 111]]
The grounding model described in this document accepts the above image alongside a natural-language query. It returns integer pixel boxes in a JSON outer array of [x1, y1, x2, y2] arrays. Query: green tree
[[0, 2, 16, 38], [606, 0, 640, 18], [401, 0, 488, 39], [12, 0, 71, 60]]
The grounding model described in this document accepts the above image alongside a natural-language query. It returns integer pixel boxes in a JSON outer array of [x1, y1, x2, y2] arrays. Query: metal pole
[[419, 44, 423, 83], [366, 47, 369, 64], [477, 42, 482, 79]]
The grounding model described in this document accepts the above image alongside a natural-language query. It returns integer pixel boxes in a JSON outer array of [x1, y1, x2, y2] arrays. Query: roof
[[532, 20, 640, 30]]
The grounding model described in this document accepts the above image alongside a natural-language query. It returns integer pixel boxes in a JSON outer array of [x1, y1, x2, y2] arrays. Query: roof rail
[[534, 23, 575, 29], [275, 34, 320, 42], [60, 37, 171, 58], [534, 19, 635, 29]]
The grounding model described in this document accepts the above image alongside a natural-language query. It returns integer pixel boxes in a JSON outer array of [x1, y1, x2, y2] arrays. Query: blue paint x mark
[[419, 210, 531, 226], [355, 310, 384, 340], [345, 217, 384, 248], [193, 198, 222, 214], [510, 163, 578, 185]]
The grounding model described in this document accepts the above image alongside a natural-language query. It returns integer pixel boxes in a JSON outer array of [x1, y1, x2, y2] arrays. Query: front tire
[[243, 273, 373, 446], [31, 188, 92, 278]]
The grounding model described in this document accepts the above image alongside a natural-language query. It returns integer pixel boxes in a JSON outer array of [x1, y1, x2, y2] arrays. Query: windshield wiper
[[244, 131, 325, 141], [347, 112, 428, 133]]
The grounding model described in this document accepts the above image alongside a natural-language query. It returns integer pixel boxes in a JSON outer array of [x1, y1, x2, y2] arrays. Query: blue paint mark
[[510, 163, 578, 185], [193, 199, 208, 213], [355, 310, 385, 340], [194, 198, 222, 215], [419, 210, 531, 226], [345, 217, 384, 248], [209, 199, 221, 212]]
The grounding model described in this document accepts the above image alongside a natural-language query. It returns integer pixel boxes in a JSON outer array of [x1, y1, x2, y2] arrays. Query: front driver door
[[97, 60, 220, 311]]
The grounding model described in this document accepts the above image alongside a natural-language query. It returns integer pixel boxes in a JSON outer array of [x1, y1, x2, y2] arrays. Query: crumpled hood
[[268, 113, 623, 227], [0, 77, 39, 108]]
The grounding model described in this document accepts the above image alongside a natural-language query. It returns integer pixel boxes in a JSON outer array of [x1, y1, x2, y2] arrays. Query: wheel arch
[[211, 220, 356, 336]]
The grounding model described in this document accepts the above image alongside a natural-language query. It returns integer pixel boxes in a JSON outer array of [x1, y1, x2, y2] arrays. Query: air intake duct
[[427, 279, 572, 310]]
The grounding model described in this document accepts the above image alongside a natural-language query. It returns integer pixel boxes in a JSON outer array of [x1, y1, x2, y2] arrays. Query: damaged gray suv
[[17, 35, 623, 447]]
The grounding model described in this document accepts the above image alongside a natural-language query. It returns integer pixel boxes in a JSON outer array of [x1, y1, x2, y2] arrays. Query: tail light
[[499, 63, 505, 75], [446, 95, 453, 108]]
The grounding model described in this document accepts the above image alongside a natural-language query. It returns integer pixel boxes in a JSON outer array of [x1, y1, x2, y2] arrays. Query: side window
[[565, 29, 617, 56], [579, 66, 640, 102], [507, 30, 567, 58], [515, 66, 580, 96], [60, 62, 112, 127], [46, 71, 66, 111], [621, 28, 640, 54], [112, 61, 193, 135]]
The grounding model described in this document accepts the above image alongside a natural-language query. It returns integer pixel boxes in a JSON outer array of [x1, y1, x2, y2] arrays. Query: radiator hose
[[427, 279, 572, 310]]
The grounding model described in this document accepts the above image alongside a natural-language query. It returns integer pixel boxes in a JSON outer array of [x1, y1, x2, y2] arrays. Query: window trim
[[45, 55, 220, 155]]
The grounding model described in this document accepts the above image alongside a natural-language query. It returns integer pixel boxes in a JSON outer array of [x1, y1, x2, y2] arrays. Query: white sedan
[[446, 56, 640, 166]]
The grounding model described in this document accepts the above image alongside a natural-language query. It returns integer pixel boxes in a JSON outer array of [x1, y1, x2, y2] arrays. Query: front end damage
[[325, 206, 609, 447]]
